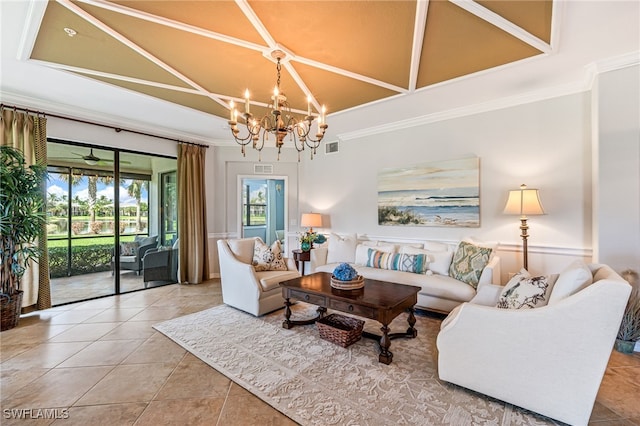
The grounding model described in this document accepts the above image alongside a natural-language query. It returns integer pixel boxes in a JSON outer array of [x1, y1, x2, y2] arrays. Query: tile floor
[[1, 279, 639, 425]]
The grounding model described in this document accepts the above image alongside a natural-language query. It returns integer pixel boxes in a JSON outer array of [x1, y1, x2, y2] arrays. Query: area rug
[[154, 303, 558, 426]]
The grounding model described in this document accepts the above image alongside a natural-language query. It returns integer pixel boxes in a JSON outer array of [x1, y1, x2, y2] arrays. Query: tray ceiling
[[30, 0, 553, 123]]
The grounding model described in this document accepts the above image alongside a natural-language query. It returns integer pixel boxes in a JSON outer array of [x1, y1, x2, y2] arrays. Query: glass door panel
[[118, 152, 152, 293], [47, 145, 116, 304]]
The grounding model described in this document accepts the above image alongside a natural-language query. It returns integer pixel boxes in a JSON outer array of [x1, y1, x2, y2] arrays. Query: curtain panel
[[177, 143, 209, 284], [0, 108, 51, 310]]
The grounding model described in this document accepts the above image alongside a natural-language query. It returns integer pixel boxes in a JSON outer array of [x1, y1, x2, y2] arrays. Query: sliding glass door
[[47, 141, 177, 305]]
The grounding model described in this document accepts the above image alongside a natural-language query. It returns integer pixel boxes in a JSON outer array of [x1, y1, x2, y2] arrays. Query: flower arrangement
[[333, 263, 358, 281], [298, 231, 327, 251]]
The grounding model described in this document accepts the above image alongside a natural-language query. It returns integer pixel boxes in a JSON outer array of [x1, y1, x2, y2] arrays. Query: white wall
[[300, 92, 593, 281], [593, 64, 640, 274]]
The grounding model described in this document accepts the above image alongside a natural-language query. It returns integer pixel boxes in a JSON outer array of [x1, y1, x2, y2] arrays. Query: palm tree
[[87, 174, 114, 223], [127, 180, 148, 232]]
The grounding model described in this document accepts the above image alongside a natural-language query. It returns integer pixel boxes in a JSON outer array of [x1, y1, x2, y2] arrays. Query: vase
[[301, 242, 311, 252], [614, 338, 636, 354]]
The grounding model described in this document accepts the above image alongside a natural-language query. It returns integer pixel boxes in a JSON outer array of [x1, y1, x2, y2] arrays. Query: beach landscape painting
[[378, 157, 480, 227]]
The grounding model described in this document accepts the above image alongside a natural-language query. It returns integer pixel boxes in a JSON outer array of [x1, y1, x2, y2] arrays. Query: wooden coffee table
[[279, 272, 420, 364]]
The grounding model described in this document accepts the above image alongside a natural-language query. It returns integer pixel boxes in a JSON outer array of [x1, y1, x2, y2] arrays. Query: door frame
[[236, 175, 288, 249]]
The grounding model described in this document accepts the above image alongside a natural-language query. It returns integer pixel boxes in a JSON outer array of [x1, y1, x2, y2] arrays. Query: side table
[[291, 249, 311, 275]]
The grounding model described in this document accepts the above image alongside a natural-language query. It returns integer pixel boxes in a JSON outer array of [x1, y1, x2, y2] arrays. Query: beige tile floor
[[51, 271, 173, 306], [1, 279, 639, 425]]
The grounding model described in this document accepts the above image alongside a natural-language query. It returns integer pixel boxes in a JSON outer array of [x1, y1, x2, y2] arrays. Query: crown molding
[[0, 90, 224, 145], [338, 51, 640, 143], [337, 79, 588, 142]]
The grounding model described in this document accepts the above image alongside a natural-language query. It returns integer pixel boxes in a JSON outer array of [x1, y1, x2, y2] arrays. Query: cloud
[[47, 185, 66, 197], [74, 186, 139, 206]]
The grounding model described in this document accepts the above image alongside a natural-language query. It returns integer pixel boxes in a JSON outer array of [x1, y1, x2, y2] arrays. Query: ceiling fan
[[50, 148, 130, 166]]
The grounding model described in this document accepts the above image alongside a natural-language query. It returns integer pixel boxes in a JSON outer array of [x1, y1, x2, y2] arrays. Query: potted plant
[[616, 270, 640, 354], [299, 231, 326, 252], [1, 146, 46, 331]]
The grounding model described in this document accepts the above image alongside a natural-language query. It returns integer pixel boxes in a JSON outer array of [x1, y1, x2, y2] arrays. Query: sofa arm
[[309, 246, 328, 272], [469, 283, 503, 306], [477, 255, 501, 287]]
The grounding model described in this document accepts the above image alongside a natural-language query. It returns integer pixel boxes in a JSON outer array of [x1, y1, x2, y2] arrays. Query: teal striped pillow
[[366, 249, 428, 274]]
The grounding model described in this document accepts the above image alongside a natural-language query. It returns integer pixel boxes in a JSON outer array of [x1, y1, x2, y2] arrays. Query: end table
[[291, 249, 311, 275]]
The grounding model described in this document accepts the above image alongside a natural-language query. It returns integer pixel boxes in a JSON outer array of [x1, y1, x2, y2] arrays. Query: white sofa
[[309, 234, 501, 313], [217, 238, 301, 316], [437, 263, 631, 426]]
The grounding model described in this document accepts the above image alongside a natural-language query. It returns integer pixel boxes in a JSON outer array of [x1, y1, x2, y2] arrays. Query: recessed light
[[63, 27, 77, 37]]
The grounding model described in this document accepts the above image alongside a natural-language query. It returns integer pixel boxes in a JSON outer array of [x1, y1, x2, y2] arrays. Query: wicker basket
[[330, 275, 365, 290], [316, 313, 365, 347], [0, 291, 23, 332]]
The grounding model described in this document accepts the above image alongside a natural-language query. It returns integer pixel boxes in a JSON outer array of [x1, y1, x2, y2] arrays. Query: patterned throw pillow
[[448, 241, 492, 288], [252, 239, 287, 271], [366, 249, 428, 274], [120, 241, 139, 256], [496, 274, 559, 309]]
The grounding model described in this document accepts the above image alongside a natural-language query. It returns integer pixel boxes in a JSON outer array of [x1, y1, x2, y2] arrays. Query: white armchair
[[217, 238, 301, 316], [436, 264, 631, 426]]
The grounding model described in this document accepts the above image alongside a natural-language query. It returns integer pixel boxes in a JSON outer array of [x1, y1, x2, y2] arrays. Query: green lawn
[[47, 235, 136, 248]]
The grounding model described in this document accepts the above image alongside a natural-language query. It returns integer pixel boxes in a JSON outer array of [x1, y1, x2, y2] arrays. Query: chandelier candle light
[[503, 184, 546, 270], [228, 50, 328, 161]]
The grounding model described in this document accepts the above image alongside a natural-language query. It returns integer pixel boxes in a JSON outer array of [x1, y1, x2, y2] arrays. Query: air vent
[[325, 140, 339, 155], [254, 164, 273, 174]]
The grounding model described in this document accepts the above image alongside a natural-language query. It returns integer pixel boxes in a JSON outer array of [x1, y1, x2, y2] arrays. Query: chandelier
[[228, 50, 328, 161]]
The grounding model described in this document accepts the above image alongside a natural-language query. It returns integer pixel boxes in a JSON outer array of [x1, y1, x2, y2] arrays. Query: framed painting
[[378, 157, 480, 227]]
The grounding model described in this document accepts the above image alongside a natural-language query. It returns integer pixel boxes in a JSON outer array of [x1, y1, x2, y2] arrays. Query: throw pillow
[[448, 241, 493, 289], [326, 233, 357, 264], [547, 260, 593, 305], [355, 243, 395, 266], [120, 242, 139, 256], [398, 246, 454, 275], [365, 249, 428, 274], [252, 239, 287, 272], [427, 250, 454, 275], [496, 273, 559, 309]]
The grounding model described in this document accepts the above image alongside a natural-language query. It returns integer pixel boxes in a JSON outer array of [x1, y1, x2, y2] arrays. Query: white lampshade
[[503, 184, 545, 216], [300, 213, 322, 228]]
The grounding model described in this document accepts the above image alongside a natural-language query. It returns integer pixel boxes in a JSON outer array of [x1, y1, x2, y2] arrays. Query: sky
[[47, 175, 147, 207]]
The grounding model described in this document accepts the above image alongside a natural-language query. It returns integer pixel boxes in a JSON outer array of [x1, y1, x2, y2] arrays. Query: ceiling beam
[[77, 0, 265, 53], [409, 0, 430, 92], [449, 0, 552, 54], [56, 0, 229, 109]]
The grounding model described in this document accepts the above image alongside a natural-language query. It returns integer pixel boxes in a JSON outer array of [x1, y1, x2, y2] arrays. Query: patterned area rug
[[154, 303, 558, 426]]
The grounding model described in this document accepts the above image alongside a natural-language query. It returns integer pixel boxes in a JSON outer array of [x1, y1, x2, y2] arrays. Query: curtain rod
[[0, 103, 209, 148]]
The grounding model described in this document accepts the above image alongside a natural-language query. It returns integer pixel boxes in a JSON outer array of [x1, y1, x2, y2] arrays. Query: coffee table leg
[[378, 324, 393, 365], [282, 298, 293, 329], [406, 307, 417, 338]]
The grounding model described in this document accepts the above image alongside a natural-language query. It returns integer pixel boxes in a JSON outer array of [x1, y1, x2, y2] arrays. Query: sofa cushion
[[448, 241, 492, 289], [327, 233, 357, 264], [315, 263, 476, 303], [120, 242, 138, 256], [365, 249, 428, 274], [253, 239, 287, 272], [136, 235, 157, 247], [429, 251, 454, 276], [548, 260, 593, 305], [355, 243, 395, 265], [496, 272, 558, 309], [228, 237, 256, 264]]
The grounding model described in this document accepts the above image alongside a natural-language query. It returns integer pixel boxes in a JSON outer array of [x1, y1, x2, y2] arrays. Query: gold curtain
[[0, 108, 51, 310], [177, 143, 209, 284]]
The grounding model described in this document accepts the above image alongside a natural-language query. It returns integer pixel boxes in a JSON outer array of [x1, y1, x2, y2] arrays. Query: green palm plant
[[0, 146, 46, 326]]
